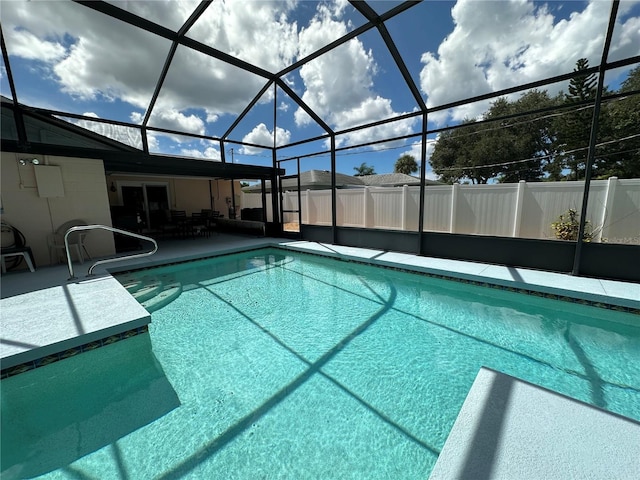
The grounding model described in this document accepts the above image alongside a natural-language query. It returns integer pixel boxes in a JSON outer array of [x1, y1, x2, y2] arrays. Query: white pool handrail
[[64, 225, 158, 280]]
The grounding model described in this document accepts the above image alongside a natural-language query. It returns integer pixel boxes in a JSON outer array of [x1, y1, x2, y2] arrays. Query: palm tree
[[353, 162, 376, 176], [394, 154, 418, 175]]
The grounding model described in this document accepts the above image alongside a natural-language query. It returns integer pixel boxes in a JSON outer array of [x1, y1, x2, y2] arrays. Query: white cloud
[[294, 2, 417, 148], [1, 1, 300, 134], [240, 123, 291, 154], [295, 33, 372, 126], [420, 0, 640, 125], [333, 97, 417, 149], [179, 146, 221, 161], [3, 1, 173, 109], [147, 108, 206, 136], [4, 0, 636, 156], [7, 29, 65, 62], [189, 0, 299, 73]]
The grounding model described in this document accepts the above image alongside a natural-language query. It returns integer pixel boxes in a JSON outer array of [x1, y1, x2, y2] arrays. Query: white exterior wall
[[1, 153, 116, 268]]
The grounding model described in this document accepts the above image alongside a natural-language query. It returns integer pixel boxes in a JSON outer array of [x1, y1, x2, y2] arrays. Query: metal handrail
[[64, 225, 158, 280]]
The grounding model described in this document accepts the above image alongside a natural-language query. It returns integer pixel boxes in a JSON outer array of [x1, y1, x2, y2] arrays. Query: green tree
[[353, 162, 376, 176], [429, 59, 639, 184], [430, 119, 493, 184], [430, 91, 557, 184], [394, 154, 418, 175], [492, 91, 558, 182], [594, 66, 640, 178], [552, 58, 598, 180]]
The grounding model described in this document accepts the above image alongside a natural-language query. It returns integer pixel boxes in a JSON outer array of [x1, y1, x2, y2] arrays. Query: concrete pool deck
[[429, 367, 640, 480], [1, 233, 639, 478]]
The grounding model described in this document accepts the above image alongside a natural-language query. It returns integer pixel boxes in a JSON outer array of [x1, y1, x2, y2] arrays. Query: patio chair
[[160, 210, 187, 238], [200, 209, 220, 235], [48, 219, 91, 264], [189, 212, 210, 238], [1, 222, 36, 273]]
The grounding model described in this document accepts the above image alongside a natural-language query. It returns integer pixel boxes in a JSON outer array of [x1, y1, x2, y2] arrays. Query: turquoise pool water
[[2, 248, 639, 479]]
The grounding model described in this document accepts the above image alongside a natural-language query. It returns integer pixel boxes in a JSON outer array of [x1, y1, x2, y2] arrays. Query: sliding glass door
[[120, 182, 170, 231]]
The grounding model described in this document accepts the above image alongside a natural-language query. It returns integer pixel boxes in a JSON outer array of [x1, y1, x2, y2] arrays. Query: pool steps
[[118, 273, 183, 313], [140, 282, 182, 312]]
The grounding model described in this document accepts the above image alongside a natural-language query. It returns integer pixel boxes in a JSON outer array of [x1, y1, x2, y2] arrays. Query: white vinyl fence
[[242, 177, 640, 244]]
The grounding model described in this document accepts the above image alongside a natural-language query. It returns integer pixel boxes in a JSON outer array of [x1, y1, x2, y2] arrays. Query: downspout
[[230, 179, 236, 218], [209, 180, 213, 210]]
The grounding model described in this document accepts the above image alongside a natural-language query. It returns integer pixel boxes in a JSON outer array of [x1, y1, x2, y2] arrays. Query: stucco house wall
[[1, 153, 116, 269]]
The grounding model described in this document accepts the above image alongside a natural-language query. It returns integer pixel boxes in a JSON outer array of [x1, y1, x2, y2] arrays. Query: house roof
[[242, 170, 441, 192], [358, 173, 441, 186], [242, 169, 364, 193], [292, 170, 365, 189], [1, 98, 282, 180]]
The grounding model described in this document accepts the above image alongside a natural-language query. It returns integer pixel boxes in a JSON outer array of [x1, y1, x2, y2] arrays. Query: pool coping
[[1, 236, 638, 378], [0, 275, 151, 376], [275, 241, 640, 312], [428, 367, 640, 480]]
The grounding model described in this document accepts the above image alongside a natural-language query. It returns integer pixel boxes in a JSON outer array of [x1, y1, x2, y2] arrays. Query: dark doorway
[[121, 186, 145, 228], [146, 185, 170, 230], [121, 184, 169, 232]]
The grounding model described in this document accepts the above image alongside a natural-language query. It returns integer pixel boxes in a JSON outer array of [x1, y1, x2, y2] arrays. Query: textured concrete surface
[[429, 367, 640, 480], [0, 276, 150, 368]]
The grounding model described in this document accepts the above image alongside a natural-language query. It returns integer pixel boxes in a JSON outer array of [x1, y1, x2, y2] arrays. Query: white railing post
[[305, 189, 311, 224], [512, 180, 526, 237], [598, 177, 617, 242], [450, 183, 459, 233]]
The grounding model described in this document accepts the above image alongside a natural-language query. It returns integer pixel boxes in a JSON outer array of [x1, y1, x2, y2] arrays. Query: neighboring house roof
[[242, 170, 441, 192], [359, 173, 420, 186], [242, 169, 364, 192], [293, 170, 365, 189], [359, 173, 442, 186]]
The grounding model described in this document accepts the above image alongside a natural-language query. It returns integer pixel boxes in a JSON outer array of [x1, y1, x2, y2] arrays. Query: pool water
[[2, 248, 639, 479]]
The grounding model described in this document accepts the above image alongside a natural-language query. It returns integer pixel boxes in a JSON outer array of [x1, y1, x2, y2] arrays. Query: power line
[[435, 133, 640, 172]]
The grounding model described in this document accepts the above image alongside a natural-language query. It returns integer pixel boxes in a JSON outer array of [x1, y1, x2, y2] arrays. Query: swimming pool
[[2, 248, 639, 479]]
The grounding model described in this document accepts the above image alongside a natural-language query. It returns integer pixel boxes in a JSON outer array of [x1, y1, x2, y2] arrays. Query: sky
[[1, 0, 639, 179]]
